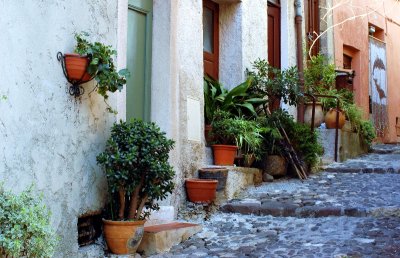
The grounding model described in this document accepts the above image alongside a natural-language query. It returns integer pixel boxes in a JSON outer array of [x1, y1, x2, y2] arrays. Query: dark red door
[[268, 4, 281, 69], [268, 3, 281, 111]]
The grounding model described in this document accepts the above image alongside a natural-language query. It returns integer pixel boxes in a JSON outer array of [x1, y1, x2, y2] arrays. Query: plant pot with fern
[[97, 120, 175, 255]]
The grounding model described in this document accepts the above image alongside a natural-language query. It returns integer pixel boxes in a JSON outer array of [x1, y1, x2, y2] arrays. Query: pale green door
[[126, 0, 152, 121]]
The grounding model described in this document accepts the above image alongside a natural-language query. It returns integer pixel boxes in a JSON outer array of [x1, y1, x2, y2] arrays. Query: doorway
[[126, 0, 152, 121]]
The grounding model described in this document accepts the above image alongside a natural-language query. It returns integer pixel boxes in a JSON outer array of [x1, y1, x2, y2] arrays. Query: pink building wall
[[333, 0, 400, 143]]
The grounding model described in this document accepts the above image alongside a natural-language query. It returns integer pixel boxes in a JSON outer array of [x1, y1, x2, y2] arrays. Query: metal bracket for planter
[[57, 52, 94, 98], [304, 93, 340, 162]]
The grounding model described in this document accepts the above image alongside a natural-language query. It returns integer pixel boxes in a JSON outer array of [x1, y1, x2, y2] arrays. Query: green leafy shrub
[[97, 119, 175, 221], [247, 59, 301, 107], [304, 53, 336, 93], [263, 109, 323, 168], [74, 32, 130, 113], [359, 120, 376, 147], [0, 185, 58, 258]]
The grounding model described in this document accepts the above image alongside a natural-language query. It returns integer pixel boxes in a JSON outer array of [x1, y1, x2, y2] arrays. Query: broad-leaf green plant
[[74, 32, 130, 114], [0, 185, 58, 258], [97, 119, 175, 221], [204, 76, 266, 122]]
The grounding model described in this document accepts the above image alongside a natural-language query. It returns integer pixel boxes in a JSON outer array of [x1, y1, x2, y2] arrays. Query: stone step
[[370, 144, 400, 154], [324, 152, 400, 173], [220, 199, 400, 218], [137, 222, 202, 255]]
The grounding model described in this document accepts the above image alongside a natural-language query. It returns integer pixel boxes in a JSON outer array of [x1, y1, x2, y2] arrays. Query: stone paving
[[147, 145, 400, 258]]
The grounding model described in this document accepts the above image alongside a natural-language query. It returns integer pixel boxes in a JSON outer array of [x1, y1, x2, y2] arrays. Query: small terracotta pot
[[185, 179, 218, 203], [325, 108, 346, 129], [212, 144, 238, 166], [64, 54, 92, 82], [103, 219, 145, 255], [304, 102, 324, 127]]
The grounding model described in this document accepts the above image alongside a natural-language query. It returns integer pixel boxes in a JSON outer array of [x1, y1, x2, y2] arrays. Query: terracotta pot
[[64, 54, 92, 82], [304, 102, 324, 127], [325, 108, 346, 129], [204, 124, 213, 146], [212, 144, 238, 166], [185, 179, 218, 203], [103, 219, 145, 255], [265, 155, 288, 177], [198, 167, 228, 191]]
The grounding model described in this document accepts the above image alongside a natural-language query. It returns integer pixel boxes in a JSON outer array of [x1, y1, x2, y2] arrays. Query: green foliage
[[0, 185, 58, 258], [97, 119, 175, 220], [74, 32, 130, 114], [360, 120, 376, 147], [210, 110, 268, 157], [203, 76, 266, 122], [0, 95, 6, 101], [263, 109, 323, 168], [247, 59, 301, 106], [321, 88, 354, 111], [304, 54, 336, 93], [203, 76, 228, 124]]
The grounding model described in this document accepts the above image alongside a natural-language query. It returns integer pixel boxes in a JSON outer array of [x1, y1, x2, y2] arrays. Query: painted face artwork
[[369, 38, 388, 136]]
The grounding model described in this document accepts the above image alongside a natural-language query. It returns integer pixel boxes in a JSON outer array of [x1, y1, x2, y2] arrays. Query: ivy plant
[[0, 185, 58, 258], [97, 119, 175, 221], [74, 32, 130, 114]]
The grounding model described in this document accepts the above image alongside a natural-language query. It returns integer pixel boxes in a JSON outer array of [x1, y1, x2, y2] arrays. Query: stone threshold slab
[[137, 222, 202, 255]]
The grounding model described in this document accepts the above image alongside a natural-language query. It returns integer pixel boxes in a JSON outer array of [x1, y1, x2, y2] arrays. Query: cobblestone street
[[150, 145, 400, 257]]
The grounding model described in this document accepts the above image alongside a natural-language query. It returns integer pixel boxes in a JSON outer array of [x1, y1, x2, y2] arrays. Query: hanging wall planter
[[57, 33, 129, 113], [57, 52, 94, 97]]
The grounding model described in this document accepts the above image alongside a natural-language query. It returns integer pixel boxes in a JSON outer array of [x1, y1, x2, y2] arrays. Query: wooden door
[[268, 3, 281, 111], [268, 4, 281, 69], [369, 37, 388, 138], [126, 0, 152, 121], [203, 0, 219, 80], [306, 0, 320, 57]]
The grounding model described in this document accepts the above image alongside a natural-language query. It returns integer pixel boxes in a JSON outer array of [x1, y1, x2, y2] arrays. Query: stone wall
[[0, 1, 119, 256]]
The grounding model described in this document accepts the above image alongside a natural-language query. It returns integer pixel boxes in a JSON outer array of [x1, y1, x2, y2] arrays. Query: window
[[203, 0, 219, 79], [343, 54, 352, 69]]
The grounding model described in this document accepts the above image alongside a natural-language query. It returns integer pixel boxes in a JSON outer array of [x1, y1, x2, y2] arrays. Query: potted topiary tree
[[97, 119, 175, 255]]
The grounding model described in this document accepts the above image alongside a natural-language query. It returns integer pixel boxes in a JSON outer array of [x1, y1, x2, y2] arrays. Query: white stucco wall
[[0, 1, 118, 256], [219, 0, 269, 89], [280, 0, 300, 116], [151, 0, 205, 211]]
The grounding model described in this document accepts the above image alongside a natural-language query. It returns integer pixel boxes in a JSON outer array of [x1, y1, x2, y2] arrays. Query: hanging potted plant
[[97, 120, 175, 255], [59, 32, 129, 113]]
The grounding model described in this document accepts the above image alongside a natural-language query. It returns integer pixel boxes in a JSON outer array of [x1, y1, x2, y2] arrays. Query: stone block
[[220, 202, 260, 215], [137, 222, 202, 255], [259, 201, 297, 217], [296, 206, 342, 218]]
